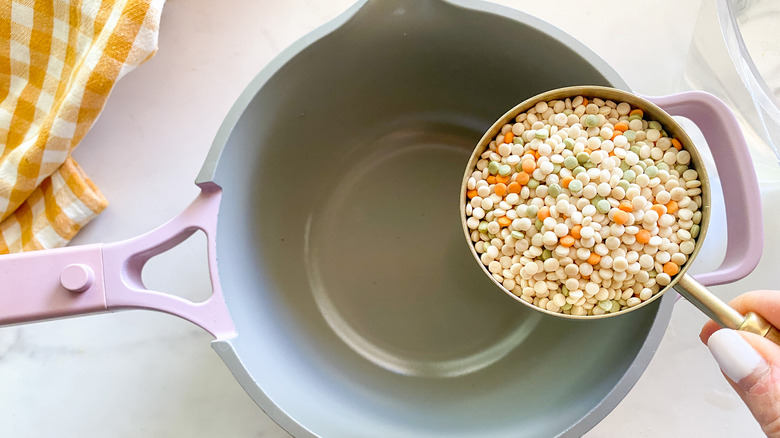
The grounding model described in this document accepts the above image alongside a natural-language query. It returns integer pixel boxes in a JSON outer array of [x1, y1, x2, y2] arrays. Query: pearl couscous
[[464, 95, 703, 316]]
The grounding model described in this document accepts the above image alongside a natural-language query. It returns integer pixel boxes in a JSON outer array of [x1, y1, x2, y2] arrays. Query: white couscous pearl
[[658, 214, 675, 228]]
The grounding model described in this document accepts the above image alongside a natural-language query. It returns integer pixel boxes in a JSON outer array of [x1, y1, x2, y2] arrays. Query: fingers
[[700, 319, 721, 344], [708, 330, 780, 437], [708, 330, 769, 389], [699, 290, 780, 344], [700, 291, 780, 436], [729, 290, 780, 328], [741, 330, 780, 369]]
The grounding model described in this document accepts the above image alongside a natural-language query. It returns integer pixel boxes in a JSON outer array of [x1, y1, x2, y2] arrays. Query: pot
[[0, 0, 762, 436]]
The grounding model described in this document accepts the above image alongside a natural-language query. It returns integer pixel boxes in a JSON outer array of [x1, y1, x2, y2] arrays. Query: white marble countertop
[[2, 0, 778, 436]]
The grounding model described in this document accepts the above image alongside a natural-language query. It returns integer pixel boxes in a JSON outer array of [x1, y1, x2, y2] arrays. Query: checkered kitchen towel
[[0, 0, 163, 253]]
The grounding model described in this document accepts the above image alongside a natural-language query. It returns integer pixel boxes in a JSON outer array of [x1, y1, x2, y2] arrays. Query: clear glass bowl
[[684, 0, 780, 174]]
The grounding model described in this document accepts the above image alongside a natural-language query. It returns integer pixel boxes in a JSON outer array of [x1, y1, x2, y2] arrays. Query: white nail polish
[[707, 328, 765, 383]]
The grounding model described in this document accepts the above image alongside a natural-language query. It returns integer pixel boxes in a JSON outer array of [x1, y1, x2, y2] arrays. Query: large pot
[[0, 0, 761, 436]]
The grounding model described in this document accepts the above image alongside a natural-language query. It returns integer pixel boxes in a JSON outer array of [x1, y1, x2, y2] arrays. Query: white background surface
[[2, 0, 779, 436]]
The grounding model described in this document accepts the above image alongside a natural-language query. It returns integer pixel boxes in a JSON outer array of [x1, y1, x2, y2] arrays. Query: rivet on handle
[[60, 263, 95, 293]]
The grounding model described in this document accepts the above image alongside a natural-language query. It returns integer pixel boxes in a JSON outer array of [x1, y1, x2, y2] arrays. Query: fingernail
[[707, 328, 766, 386]]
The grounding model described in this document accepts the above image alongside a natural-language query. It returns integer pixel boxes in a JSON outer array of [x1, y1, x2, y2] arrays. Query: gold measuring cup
[[461, 86, 780, 343]]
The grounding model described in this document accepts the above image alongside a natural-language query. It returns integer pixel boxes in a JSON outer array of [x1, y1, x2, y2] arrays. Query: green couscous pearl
[[649, 121, 662, 131], [629, 145, 640, 155], [548, 184, 562, 197], [645, 165, 658, 178], [596, 199, 611, 214], [553, 163, 562, 174], [610, 300, 621, 312], [568, 179, 583, 193], [591, 195, 604, 206], [691, 224, 700, 238], [561, 285, 569, 296], [535, 219, 544, 231], [624, 130, 637, 142], [619, 162, 630, 171], [513, 137, 525, 145], [584, 114, 599, 128], [488, 161, 500, 174], [617, 180, 630, 191], [675, 164, 688, 175], [561, 303, 572, 311], [576, 152, 590, 164], [564, 109, 573, 115], [564, 138, 575, 150], [598, 300, 612, 311], [628, 114, 642, 122], [498, 164, 512, 176], [511, 231, 524, 240], [535, 129, 549, 139], [657, 162, 670, 171], [478, 222, 489, 233], [583, 161, 595, 169], [541, 249, 552, 260], [527, 179, 539, 189], [572, 166, 585, 176], [527, 205, 539, 217], [638, 161, 647, 170], [623, 169, 636, 182], [564, 156, 579, 169]]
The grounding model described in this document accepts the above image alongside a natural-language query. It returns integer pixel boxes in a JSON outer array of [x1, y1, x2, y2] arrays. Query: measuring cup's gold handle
[[737, 312, 780, 345], [675, 274, 780, 345]]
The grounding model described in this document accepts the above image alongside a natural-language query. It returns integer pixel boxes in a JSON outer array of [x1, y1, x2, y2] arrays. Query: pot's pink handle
[[0, 244, 108, 325], [102, 182, 236, 339], [644, 91, 763, 286], [0, 182, 236, 340]]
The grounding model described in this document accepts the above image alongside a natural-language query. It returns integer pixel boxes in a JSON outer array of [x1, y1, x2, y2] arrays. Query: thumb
[[707, 329, 780, 437]]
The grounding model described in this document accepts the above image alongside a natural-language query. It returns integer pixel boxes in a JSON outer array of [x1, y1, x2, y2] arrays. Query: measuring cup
[[461, 85, 780, 342]]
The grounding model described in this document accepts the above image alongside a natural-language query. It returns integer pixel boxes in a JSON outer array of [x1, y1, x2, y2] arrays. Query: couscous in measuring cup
[[461, 85, 780, 343]]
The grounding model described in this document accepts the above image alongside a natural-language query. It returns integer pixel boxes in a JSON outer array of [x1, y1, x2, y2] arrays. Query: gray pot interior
[[206, 0, 674, 436]]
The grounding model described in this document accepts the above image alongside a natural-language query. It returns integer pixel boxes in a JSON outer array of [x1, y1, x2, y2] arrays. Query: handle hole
[[140, 229, 212, 303], [676, 116, 727, 274]]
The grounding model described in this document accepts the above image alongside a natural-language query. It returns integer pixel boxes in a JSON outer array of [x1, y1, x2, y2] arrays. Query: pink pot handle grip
[[0, 244, 107, 325], [0, 182, 236, 340], [643, 91, 763, 286], [102, 182, 235, 339]]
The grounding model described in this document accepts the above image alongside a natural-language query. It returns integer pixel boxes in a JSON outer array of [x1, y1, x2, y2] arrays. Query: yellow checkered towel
[[0, 0, 163, 253]]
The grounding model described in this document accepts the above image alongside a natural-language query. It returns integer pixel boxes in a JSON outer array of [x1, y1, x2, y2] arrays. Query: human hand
[[701, 290, 780, 437]]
